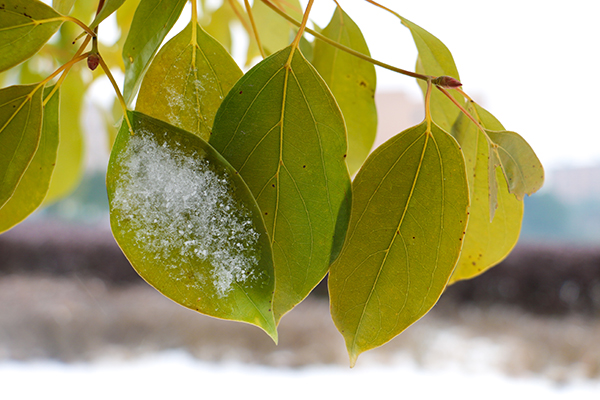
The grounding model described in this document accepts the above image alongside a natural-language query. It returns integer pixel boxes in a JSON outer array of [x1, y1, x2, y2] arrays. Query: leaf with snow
[[136, 22, 242, 141], [107, 111, 277, 340]]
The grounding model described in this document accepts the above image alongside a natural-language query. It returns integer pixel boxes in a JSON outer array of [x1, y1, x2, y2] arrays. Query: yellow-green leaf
[[249, 0, 301, 56], [43, 69, 85, 204], [0, 0, 64, 73], [136, 22, 242, 141], [202, 1, 235, 53], [449, 107, 523, 283], [0, 85, 59, 233], [0, 83, 44, 208], [122, 0, 187, 105], [399, 16, 462, 132], [329, 121, 469, 366], [52, 0, 76, 15], [312, 6, 377, 176], [107, 111, 277, 340], [210, 47, 352, 324], [88, 0, 125, 31]]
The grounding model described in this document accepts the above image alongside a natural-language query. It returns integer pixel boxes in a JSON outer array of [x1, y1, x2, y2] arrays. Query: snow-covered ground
[[2, 350, 600, 400]]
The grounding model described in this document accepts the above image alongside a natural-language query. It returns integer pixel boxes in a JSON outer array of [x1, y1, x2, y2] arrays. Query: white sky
[[88, 0, 600, 171]]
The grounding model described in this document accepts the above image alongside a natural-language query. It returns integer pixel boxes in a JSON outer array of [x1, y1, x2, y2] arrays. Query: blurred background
[[1, 0, 600, 398]]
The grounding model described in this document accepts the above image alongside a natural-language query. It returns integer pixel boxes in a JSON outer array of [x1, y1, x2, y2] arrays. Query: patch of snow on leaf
[[111, 132, 261, 297]]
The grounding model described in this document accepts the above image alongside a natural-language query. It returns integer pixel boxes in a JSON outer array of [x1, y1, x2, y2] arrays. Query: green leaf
[[122, 0, 187, 105], [329, 121, 469, 366], [88, 0, 125, 30], [0, 83, 44, 208], [249, 0, 301, 56], [0, 85, 59, 233], [210, 47, 352, 323], [136, 22, 242, 141], [0, 0, 64, 73], [312, 6, 377, 176], [398, 16, 462, 132], [449, 107, 523, 283], [43, 69, 85, 204], [107, 111, 277, 340]]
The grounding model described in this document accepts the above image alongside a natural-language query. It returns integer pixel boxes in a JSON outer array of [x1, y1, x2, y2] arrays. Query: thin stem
[[425, 79, 433, 131], [260, 0, 431, 81], [436, 86, 486, 133], [43, 35, 92, 106], [244, 0, 266, 58], [228, 0, 253, 39], [285, 0, 314, 66], [62, 15, 96, 38], [364, 0, 400, 19], [97, 56, 134, 135]]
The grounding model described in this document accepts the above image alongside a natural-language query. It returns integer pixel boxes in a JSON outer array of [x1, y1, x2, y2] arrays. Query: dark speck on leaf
[[359, 81, 367, 87], [239, 90, 243, 94]]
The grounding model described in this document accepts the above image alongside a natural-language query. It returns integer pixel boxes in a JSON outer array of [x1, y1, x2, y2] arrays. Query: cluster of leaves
[[0, 0, 544, 365]]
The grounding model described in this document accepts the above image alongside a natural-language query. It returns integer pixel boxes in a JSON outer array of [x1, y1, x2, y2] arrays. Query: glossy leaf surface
[[122, 0, 187, 105], [449, 106, 522, 283], [89, 0, 126, 30], [107, 111, 277, 340], [0, 86, 59, 233], [210, 47, 352, 323], [399, 16, 462, 132], [43, 70, 85, 204], [0, 0, 64, 73], [312, 6, 377, 176], [137, 22, 242, 141], [0, 84, 44, 208], [329, 121, 469, 365]]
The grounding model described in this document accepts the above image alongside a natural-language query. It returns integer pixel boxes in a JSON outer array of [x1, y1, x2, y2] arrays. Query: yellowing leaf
[[122, 0, 187, 105], [249, 0, 302, 56], [43, 70, 85, 204], [0, 84, 44, 208], [0, 0, 64, 73], [210, 47, 352, 324], [0, 85, 59, 232], [202, 1, 235, 53], [312, 6, 377, 176], [329, 121, 469, 366], [107, 111, 277, 340], [449, 107, 523, 283], [136, 22, 242, 141]]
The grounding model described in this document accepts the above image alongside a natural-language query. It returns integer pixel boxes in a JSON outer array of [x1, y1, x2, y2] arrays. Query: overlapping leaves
[[210, 46, 351, 323]]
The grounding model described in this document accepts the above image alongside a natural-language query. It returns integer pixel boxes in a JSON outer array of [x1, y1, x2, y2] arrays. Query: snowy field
[[2, 350, 600, 400]]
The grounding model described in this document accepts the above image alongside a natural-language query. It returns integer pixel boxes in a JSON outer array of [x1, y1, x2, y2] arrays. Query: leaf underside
[[210, 46, 352, 324], [107, 111, 277, 340], [329, 121, 469, 366]]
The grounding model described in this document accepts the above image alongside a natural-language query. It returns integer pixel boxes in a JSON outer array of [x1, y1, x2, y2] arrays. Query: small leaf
[[210, 47, 352, 324], [121, 0, 187, 105], [107, 111, 277, 340], [136, 22, 242, 141], [398, 16, 462, 132], [0, 85, 59, 233], [329, 121, 469, 366], [0, 84, 44, 208], [312, 6, 377, 176], [88, 0, 125, 30], [486, 129, 544, 200], [0, 0, 64, 73], [202, 1, 235, 52], [43, 69, 85, 204], [449, 107, 523, 283]]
